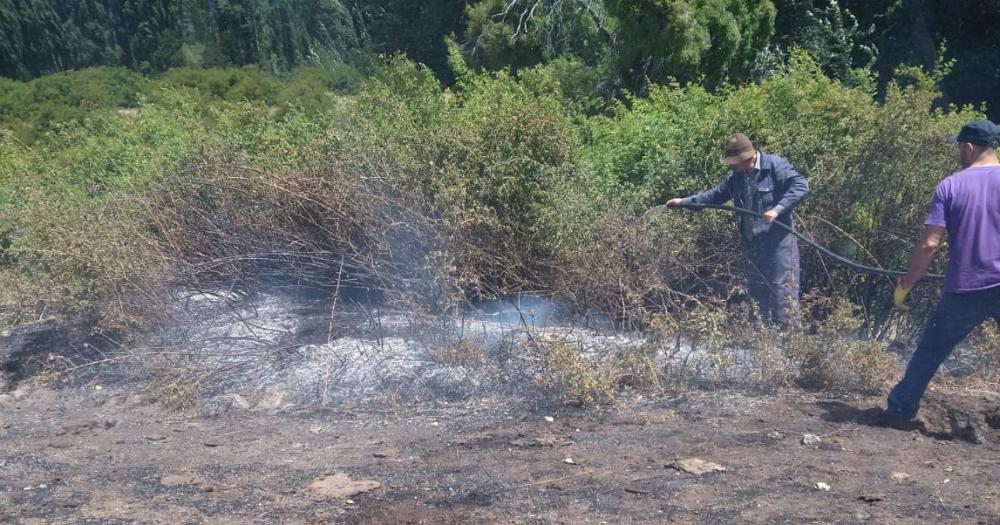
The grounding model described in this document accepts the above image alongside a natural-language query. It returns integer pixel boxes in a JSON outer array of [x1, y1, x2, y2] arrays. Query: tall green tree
[[360, 0, 468, 82], [604, 0, 776, 88], [0, 0, 28, 78], [769, 0, 877, 81], [0, 0, 369, 79], [460, 0, 775, 90], [462, 0, 612, 72], [835, 0, 1000, 118]]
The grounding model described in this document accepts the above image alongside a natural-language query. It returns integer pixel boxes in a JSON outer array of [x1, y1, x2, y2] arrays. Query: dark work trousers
[[886, 287, 1000, 422], [743, 230, 801, 327]]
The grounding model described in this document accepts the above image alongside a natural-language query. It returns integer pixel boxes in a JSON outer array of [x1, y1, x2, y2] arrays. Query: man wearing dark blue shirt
[[667, 134, 810, 327]]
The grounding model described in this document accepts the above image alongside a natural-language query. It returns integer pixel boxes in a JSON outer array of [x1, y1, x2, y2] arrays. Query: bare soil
[[2, 382, 1000, 524]]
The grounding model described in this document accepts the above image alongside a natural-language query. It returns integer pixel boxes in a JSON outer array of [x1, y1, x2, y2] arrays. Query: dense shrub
[[0, 89, 346, 327], [0, 64, 359, 144], [341, 57, 580, 298], [274, 65, 365, 112], [0, 67, 151, 141], [584, 52, 977, 328], [0, 54, 982, 347]]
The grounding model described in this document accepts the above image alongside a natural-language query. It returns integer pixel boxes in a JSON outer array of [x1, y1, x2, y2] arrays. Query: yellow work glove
[[894, 278, 913, 312]]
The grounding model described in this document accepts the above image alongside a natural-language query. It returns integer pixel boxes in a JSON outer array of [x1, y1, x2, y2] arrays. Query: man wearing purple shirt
[[885, 119, 1000, 428]]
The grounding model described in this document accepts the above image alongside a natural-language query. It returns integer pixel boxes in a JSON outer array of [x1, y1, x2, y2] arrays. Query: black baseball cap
[[947, 120, 1000, 147]]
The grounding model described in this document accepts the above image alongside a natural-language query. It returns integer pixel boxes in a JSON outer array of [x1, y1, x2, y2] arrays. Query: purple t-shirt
[[925, 165, 1000, 293]]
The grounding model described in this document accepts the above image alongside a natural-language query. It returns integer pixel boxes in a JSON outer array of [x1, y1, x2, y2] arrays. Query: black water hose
[[649, 203, 945, 280]]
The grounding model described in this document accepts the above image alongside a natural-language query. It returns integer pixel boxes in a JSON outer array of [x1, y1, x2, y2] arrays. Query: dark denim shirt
[[683, 151, 809, 243]]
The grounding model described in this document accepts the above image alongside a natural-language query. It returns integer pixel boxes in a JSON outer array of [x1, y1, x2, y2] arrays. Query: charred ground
[[2, 291, 1000, 524], [2, 381, 1000, 525]]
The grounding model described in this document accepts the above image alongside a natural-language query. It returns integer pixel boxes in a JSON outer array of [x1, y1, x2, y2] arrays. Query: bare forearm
[[900, 225, 945, 289], [901, 244, 938, 288]]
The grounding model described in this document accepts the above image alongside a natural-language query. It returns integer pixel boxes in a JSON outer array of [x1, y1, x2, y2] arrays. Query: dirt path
[[2, 384, 999, 524]]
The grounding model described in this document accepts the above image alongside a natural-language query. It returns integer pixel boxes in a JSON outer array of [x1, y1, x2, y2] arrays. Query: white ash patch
[[125, 291, 724, 412]]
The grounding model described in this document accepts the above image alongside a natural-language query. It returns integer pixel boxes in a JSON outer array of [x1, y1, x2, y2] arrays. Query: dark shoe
[[886, 418, 926, 432], [879, 411, 926, 432]]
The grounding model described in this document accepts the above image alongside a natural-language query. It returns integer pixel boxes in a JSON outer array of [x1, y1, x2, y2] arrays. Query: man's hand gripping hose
[[894, 279, 914, 312]]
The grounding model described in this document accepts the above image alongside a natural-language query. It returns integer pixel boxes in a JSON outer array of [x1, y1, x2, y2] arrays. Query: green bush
[[344, 56, 580, 297], [0, 52, 982, 343], [584, 51, 977, 327], [158, 66, 284, 103], [0, 86, 344, 327], [0, 67, 152, 142], [274, 65, 365, 113], [0, 64, 359, 145]]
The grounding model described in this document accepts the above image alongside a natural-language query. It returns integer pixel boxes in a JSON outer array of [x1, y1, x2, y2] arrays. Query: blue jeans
[[886, 287, 1000, 421]]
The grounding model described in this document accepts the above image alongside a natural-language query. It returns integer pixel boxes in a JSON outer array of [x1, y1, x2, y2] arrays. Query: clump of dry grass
[[787, 298, 897, 394], [527, 294, 898, 404], [426, 336, 489, 369], [154, 377, 202, 410], [956, 323, 1000, 392], [530, 337, 664, 406]]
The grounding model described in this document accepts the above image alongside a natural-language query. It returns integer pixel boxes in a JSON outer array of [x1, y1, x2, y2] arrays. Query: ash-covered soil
[[3, 292, 1000, 524], [2, 382, 1000, 525]]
